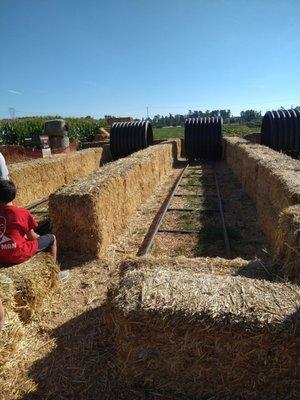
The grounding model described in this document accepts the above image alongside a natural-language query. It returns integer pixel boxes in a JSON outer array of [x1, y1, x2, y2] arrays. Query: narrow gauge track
[[25, 197, 51, 234], [141, 163, 232, 259], [26, 197, 48, 211]]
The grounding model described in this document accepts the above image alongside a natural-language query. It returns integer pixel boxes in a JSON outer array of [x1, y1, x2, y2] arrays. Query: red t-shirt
[[0, 205, 38, 265]]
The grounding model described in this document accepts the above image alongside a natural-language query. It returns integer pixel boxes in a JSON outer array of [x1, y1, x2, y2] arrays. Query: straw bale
[[0, 273, 15, 309], [98, 127, 110, 140], [255, 195, 280, 245], [243, 132, 261, 143], [225, 137, 300, 265], [0, 255, 57, 398], [275, 205, 300, 283], [50, 142, 178, 259], [9, 148, 103, 206], [106, 266, 300, 399], [119, 255, 271, 280], [0, 253, 59, 323], [225, 137, 300, 206], [0, 308, 25, 371], [0, 313, 39, 400]]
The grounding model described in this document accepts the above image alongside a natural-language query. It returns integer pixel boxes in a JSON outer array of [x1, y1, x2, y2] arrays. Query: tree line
[[138, 107, 300, 128], [148, 109, 262, 128]]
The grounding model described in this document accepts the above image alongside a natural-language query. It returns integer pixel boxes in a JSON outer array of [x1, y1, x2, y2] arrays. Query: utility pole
[[146, 106, 149, 120], [9, 107, 16, 119]]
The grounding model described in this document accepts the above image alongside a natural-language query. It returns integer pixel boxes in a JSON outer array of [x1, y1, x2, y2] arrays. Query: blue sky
[[0, 0, 299, 119]]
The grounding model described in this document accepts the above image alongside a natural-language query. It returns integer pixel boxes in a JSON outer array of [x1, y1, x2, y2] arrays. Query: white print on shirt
[[0, 216, 17, 249]]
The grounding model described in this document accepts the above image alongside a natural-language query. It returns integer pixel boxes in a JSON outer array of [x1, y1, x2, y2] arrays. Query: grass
[[175, 171, 242, 257], [153, 123, 261, 141], [153, 126, 184, 140]]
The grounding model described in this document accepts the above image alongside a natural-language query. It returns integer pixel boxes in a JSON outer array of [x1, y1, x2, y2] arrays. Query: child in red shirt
[[0, 180, 70, 331], [0, 180, 57, 265]]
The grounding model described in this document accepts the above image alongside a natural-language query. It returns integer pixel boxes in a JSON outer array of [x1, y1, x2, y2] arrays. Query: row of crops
[[0, 117, 107, 145]]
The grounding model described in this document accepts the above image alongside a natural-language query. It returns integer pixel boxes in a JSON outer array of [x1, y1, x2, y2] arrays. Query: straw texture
[[0, 253, 59, 322], [275, 205, 300, 282], [0, 253, 59, 398], [225, 137, 300, 280], [105, 265, 300, 399], [50, 141, 180, 259], [0, 311, 39, 400], [9, 148, 103, 206], [118, 255, 272, 280], [0, 309, 25, 374]]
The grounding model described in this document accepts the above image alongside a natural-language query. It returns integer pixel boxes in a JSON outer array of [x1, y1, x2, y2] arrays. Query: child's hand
[[26, 229, 40, 241]]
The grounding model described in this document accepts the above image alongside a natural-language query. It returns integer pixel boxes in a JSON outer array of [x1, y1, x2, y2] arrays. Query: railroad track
[[25, 197, 51, 234], [140, 163, 232, 258]]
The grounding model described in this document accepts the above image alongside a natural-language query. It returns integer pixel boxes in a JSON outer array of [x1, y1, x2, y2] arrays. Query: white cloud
[[8, 89, 22, 95]]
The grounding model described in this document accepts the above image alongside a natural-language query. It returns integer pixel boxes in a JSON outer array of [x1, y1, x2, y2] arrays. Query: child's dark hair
[[0, 180, 16, 203]]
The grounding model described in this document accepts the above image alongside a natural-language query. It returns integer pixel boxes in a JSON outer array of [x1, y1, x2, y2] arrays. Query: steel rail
[[174, 193, 217, 197], [178, 183, 216, 188], [141, 162, 232, 259], [24, 197, 51, 234], [141, 164, 190, 255], [26, 197, 48, 210], [158, 228, 201, 234], [213, 166, 232, 259], [167, 207, 218, 213]]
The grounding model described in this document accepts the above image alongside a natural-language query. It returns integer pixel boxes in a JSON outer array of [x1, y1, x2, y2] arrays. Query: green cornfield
[[0, 116, 107, 145]]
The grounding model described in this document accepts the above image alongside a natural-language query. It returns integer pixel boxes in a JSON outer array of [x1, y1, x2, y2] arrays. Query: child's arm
[[27, 229, 40, 241], [25, 209, 39, 241]]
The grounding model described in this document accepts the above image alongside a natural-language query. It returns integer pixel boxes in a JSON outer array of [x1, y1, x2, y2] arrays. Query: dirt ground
[[151, 162, 271, 261], [4, 161, 273, 400], [0, 145, 33, 164]]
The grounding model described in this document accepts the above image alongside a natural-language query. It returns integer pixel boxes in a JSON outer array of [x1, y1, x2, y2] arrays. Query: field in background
[[153, 123, 261, 140], [0, 117, 107, 145], [0, 117, 261, 145]]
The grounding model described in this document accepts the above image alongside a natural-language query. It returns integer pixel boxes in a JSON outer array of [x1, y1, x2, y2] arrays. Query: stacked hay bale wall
[[49, 140, 181, 259], [224, 137, 300, 282], [105, 265, 300, 400], [9, 148, 106, 206]]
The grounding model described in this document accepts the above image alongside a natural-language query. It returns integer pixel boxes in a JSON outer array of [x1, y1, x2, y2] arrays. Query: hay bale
[[243, 132, 261, 143], [225, 137, 300, 267], [0, 253, 59, 323], [98, 127, 110, 140], [106, 266, 300, 399], [225, 137, 300, 204], [9, 148, 102, 206], [0, 308, 25, 371], [0, 276, 35, 397], [0, 256, 58, 397], [0, 311, 38, 400], [119, 255, 271, 280], [0, 274, 15, 309], [275, 205, 300, 283], [50, 141, 180, 259], [226, 137, 300, 205]]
